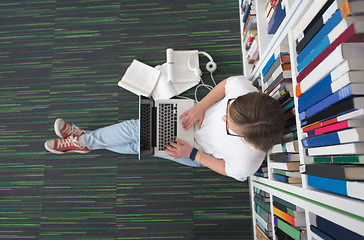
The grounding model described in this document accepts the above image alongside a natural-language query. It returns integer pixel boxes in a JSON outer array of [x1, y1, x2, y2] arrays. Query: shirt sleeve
[[225, 76, 258, 98]]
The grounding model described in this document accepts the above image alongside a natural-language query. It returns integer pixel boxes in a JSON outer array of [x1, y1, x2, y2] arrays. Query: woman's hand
[[165, 138, 193, 159], [180, 104, 204, 130]]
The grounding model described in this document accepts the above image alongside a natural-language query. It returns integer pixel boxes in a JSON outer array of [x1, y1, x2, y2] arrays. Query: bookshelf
[[240, 0, 364, 239]]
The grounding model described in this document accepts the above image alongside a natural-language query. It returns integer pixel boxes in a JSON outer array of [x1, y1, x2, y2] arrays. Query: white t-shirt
[[194, 76, 266, 181]]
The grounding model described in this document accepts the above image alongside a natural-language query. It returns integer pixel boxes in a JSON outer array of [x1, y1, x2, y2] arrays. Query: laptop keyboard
[[158, 103, 178, 151], [140, 103, 152, 150]]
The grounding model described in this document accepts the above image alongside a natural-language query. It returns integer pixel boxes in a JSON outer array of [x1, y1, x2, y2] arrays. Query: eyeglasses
[[226, 98, 244, 137]]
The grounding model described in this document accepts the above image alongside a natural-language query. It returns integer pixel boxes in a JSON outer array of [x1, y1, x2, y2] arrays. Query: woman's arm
[[166, 139, 227, 176], [180, 78, 227, 130], [198, 152, 226, 176]]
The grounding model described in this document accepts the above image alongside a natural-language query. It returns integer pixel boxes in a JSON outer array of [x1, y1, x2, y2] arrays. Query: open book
[[118, 52, 200, 99]]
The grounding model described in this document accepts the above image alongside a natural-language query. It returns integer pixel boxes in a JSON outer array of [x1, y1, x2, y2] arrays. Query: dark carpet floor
[[0, 0, 253, 239]]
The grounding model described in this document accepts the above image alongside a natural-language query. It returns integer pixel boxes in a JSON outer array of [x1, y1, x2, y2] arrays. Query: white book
[[331, 71, 364, 93], [299, 43, 364, 95], [347, 181, 364, 200], [118, 59, 160, 97], [337, 108, 364, 121], [255, 212, 272, 230], [308, 143, 364, 156], [271, 140, 299, 153]]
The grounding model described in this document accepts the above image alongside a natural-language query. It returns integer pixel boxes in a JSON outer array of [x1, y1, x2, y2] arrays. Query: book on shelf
[[255, 224, 271, 240], [297, 58, 364, 101], [281, 97, 294, 112], [263, 55, 290, 82], [273, 206, 305, 227], [255, 211, 272, 228], [254, 165, 268, 178], [302, 128, 364, 148], [264, 71, 292, 94], [272, 168, 301, 178], [265, 0, 281, 23], [302, 127, 364, 148], [297, 5, 342, 64], [310, 225, 335, 240], [264, 72, 292, 94], [306, 119, 364, 137], [255, 203, 271, 224], [275, 226, 299, 240], [254, 187, 270, 198], [302, 108, 364, 133], [256, 220, 272, 238], [307, 174, 364, 200], [273, 173, 302, 184], [273, 196, 304, 212], [302, 84, 364, 120], [296, 0, 364, 65], [307, 142, 364, 156], [262, 44, 289, 76], [269, 161, 300, 171], [313, 155, 364, 164], [296, 43, 364, 97], [273, 200, 305, 218], [285, 108, 295, 121], [267, 3, 286, 34], [270, 82, 292, 99], [298, 71, 364, 114], [282, 130, 297, 142], [301, 163, 364, 180], [274, 216, 307, 240], [297, 16, 364, 73], [301, 97, 364, 127], [315, 214, 364, 240], [269, 152, 299, 162], [247, 37, 259, 64], [295, 0, 336, 54], [297, 21, 364, 86]]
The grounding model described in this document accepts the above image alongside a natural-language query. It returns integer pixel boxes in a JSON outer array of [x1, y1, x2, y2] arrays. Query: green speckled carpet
[[0, 0, 253, 239]]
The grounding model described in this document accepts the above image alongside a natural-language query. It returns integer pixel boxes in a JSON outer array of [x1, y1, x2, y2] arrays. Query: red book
[[296, 22, 364, 84], [302, 117, 338, 133]]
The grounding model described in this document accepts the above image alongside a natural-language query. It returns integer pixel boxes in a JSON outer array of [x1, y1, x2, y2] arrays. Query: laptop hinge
[[152, 106, 157, 148]]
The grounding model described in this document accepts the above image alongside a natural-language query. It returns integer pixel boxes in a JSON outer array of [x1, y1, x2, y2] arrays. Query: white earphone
[[188, 51, 217, 77], [186, 51, 218, 102]]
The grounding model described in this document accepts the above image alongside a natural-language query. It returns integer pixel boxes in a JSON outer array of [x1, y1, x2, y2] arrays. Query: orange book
[[273, 206, 306, 227]]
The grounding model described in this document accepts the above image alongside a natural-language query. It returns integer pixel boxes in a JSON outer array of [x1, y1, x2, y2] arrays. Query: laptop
[[138, 96, 195, 160]]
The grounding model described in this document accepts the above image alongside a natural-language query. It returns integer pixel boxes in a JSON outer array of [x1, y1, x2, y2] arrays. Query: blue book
[[242, 3, 251, 23], [310, 225, 335, 240], [301, 127, 364, 148], [307, 175, 347, 195], [262, 54, 275, 76], [298, 74, 332, 112], [305, 84, 364, 119], [282, 98, 294, 112], [256, 219, 272, 237], [267, 3, 286, 34], [297, 9, 342, 64], [299, 71, 363, 113], [316, 215, 364, 240], [298, 82, 333, 114], [299, 111, 306, 121], [297, 36, 330, 73]]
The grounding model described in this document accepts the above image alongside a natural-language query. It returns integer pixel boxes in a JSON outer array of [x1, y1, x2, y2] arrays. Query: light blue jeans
[[83, 119, 205, 168]]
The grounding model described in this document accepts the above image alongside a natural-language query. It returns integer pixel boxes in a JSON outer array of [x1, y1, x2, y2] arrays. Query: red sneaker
[[44, 136, 90, 154], [54, 118, 86, 138]]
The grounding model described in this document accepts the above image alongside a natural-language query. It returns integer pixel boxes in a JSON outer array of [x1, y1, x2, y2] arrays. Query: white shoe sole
[[54, 118, 64, 138], [44, 141, 90, 154]]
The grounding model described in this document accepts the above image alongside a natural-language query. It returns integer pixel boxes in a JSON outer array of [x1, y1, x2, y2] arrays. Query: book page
[[118, 59, 160, 97]]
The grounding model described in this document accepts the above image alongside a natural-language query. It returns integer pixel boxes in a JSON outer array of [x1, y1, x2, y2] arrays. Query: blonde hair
[[229, 92, 286, 152]]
